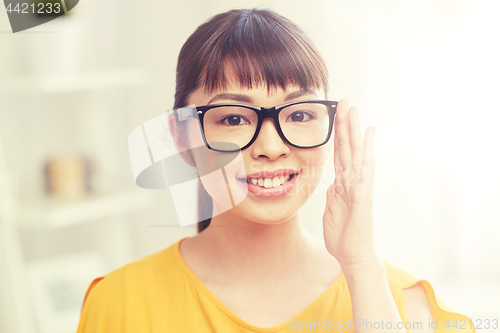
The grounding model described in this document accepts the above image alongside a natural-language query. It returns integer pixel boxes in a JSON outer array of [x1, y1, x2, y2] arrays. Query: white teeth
[[272, 177, 280, 188], [247, 174, 295, 188]]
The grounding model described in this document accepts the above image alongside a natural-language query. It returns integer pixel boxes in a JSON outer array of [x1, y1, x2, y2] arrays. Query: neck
[[195, 210, 318, 281]]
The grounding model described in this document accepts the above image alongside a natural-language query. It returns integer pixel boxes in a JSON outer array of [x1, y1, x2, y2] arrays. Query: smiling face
[[172, 9, 331, 231], [185, 80, 330, 226]]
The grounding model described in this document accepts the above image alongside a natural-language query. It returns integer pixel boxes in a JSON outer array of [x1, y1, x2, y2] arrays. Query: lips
[[236, 169, 300, 198], [237, 169, 298, 180]]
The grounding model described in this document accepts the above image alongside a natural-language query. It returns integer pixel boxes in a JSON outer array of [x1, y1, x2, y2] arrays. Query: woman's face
[[186, 80, 330, 225]]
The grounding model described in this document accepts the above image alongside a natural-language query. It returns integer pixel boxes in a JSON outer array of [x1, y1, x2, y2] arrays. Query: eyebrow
[[207, 89, 318, 105], [207, 93, 253, 105], [284, 89, 318, 101]]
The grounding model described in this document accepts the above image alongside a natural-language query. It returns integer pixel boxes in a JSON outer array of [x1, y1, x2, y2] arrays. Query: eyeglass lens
[[202, 102, 331, 150]]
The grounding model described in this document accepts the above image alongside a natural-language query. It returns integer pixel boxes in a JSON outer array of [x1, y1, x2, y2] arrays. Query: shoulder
[[81, 240, 181, 308], [101, 245, 173, 285], [382, 262, 475, 333], [383, 261, 420, 287], [402, 282, 435, 333], [382, 262, 434, 332], [77, 241, 184, 332]]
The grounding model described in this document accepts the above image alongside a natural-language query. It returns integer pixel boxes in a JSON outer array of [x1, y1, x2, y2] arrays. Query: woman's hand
[[324, 101, 409, 333], [323, 99, 377, 271]]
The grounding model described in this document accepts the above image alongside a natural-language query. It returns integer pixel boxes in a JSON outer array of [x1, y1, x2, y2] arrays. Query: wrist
[[339, 253, 385, 278]]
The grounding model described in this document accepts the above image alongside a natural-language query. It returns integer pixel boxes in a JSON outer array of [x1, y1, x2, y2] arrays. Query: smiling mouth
[[237, 173, 298, 189]]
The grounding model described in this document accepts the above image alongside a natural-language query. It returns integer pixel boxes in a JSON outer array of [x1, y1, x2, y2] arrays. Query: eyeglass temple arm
[[174, 106, 198, 122]]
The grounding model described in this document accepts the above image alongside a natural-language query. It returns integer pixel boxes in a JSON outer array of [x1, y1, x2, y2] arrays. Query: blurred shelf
[[0, 68, 147, 93], [16, 190, 154, 228]]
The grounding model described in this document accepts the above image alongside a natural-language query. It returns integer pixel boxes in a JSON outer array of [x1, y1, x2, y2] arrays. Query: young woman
[[77, 8, 473, 332]]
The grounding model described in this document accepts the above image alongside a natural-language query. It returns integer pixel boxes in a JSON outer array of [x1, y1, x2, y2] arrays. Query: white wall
[[1, 0, 499, 331]]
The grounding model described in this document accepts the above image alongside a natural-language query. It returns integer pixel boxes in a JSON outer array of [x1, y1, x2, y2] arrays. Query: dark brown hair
[[172, 8, 329, 233]]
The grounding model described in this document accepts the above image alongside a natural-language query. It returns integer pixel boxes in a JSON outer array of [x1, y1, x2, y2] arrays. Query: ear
[[168, 112, 196, 168]]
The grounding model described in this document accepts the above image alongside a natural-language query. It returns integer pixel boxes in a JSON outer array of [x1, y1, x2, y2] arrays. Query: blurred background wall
[[0, 0, 499, 332]]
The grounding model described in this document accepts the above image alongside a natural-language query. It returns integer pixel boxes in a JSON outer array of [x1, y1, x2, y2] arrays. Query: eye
[[286, 111, 314, 122], [219, 115, 250, 126]]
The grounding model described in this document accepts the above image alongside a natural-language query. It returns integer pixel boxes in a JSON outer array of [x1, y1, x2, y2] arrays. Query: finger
[[333, 122, 341, 175], [328, 176, 342, 197], [335, 99, 352, 171], [348, 106, 363, 168], [362, 126, 376, 185], [363, 126, 375, 167]]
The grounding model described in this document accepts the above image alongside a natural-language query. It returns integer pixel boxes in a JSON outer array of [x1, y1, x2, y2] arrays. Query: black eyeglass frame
[[177, 100, 338, 153]]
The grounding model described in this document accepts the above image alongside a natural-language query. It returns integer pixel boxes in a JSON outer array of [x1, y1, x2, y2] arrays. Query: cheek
[[187, 122, 248, 211], [295, 149, 329, 199], [186, 120, 205, 149], [300, 147, 329, 180]]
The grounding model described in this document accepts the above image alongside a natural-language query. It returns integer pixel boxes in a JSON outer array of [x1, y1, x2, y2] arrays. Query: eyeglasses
[[176, 100, 338, 152]]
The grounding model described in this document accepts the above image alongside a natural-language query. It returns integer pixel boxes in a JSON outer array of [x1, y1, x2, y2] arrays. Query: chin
[[236, 205, 299, 226]]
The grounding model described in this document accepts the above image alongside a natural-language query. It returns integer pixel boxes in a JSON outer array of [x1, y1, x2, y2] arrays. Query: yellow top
[[76, 238, 474, 333]]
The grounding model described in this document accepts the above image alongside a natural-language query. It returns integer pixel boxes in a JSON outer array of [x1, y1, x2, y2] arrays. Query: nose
[[250, 118, 290, 160]]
